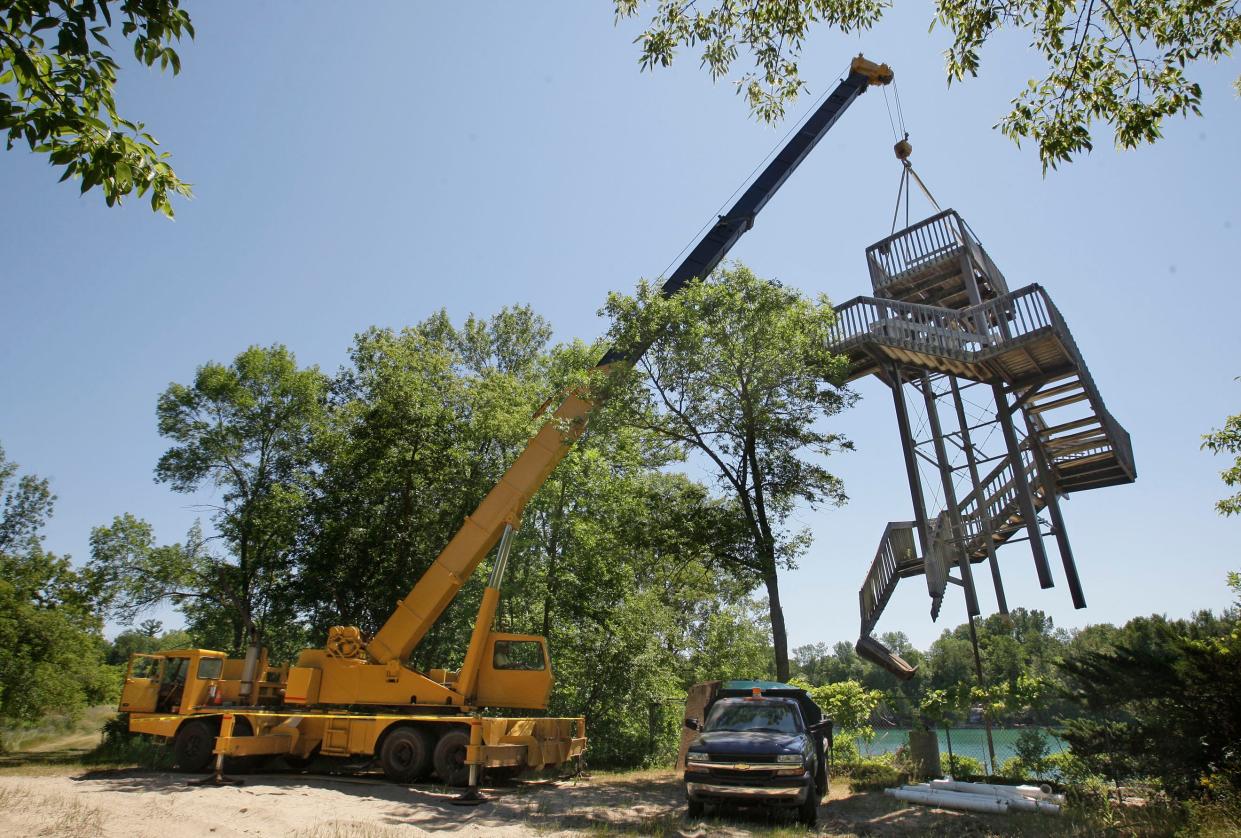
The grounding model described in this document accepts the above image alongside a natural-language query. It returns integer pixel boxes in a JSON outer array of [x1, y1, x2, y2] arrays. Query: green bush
[[1045, 749, 1097, 786], [830, 731, 862, 767], [86, 713, 173, 768], [844, 757, 908, 791], [997, 756, 1029, 781], [944, 753, 985, 777]]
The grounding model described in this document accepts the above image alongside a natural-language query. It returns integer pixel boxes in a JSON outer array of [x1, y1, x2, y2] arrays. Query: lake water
[[857, 727, 1067, 768]]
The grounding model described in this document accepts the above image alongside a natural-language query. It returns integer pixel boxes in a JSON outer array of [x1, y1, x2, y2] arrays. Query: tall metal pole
[[920, 372, 980, 616], [949, 377, 1008, 615], [992, 383, 1054, 588], [966, 615, 998, 776], [891, 368, 932, 560], [1021, 415, 1087, 608]]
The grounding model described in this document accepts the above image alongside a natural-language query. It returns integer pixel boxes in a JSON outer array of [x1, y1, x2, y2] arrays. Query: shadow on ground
[[3, 755, 1064, 836]]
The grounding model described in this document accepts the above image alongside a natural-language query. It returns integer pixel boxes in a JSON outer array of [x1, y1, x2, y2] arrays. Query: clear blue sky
[[2, 3, 1238, 651]]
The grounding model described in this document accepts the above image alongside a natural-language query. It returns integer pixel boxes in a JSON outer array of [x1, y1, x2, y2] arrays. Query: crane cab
[[120, 650, 228, 714], [474, 633, 553, 710]]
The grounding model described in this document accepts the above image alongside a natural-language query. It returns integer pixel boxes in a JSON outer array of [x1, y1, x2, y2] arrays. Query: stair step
[[1043, 426, 1106, 447], [1040, 416, 1100, 435], [1050, 440, 1113, 459], [1026, 391, 1089, 413], [1026, 378, 1085, 403]]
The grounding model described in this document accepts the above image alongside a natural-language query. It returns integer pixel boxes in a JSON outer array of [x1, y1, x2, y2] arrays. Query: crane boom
[[365, 56, 893, 665]]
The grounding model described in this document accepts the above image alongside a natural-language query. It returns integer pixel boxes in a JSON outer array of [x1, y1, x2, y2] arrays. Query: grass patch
[[0, 708, 172, 775], [0, 705, 113, 753]]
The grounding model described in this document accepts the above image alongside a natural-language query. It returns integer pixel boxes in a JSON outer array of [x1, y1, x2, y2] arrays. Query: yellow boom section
[[364, 55, 889, 668], [365, 388, 596, 664]]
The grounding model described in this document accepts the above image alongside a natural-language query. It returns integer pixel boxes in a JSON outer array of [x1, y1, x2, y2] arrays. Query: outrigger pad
[[856, 635, 917, 681]]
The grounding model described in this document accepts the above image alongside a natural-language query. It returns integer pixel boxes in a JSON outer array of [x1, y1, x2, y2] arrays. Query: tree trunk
[[764, 570, 790, 681]]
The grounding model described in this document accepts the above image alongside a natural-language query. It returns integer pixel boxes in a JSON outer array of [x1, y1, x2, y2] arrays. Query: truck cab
[[120, 650, 228, 715], [681, 681, 831, 826]]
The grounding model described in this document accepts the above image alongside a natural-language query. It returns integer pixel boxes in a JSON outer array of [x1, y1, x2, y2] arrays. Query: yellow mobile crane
[[118, 56, 893, 792]]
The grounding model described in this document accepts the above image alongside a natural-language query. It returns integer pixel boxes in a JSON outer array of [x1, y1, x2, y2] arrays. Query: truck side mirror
[[683, 717, 701, 731]]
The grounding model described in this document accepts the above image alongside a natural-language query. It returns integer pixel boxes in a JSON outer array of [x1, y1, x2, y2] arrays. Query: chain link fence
[[860, 725, 1067, 780]]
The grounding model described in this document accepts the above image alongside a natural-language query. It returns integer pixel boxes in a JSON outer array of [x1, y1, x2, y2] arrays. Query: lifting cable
[[882, 78, 945, 234]]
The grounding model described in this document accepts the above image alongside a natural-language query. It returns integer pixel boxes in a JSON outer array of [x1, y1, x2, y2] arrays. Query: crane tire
[[379, 726, 433, 784], [432, 728, 472, 787], [173, 720, 215, 772]]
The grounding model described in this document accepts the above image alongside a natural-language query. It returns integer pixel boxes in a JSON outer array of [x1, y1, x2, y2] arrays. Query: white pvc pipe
[[885, 786, 1010, 814], [930, 779, 1064, 812]]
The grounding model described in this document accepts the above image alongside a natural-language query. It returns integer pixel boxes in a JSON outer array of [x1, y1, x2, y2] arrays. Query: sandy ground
[[0, 762, 1031, 838]]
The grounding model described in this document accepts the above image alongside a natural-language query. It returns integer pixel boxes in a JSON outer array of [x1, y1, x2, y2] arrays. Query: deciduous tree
[[90, 346, 326, 657], [0, 442, 115, 744], [1, 0, 194, 214], [604, 263, 855, 680], [614, 0, 1240, 169], [1203, 392, 1241, 516]]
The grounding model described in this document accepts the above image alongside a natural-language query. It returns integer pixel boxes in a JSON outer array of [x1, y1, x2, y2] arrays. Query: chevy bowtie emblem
[[736, 763, 749, 770]]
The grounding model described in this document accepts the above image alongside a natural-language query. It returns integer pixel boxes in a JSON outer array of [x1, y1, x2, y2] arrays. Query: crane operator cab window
[[492, 640, 545, 671], [156, 655, 191, 712]]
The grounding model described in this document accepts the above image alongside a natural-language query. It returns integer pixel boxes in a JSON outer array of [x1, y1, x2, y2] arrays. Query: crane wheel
[[282, 746, 320, 771], [379, 726, 433, 784], [432, 729, 472, 787], [173, 720, 215, 772], [485, 765, 523, 784], [220, 717, 274, 773]]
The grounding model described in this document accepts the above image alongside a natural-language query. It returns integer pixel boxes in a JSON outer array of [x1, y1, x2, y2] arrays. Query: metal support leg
[[950, 377, 1008, 615], [921, 373, 980, 617], [451, 722, 489, 805], [890, 368, 931, 562], [1022, 419, 1087, 609], [966, 616, 998, 776], [188, 713, 244, 787], [992, 383, 1054, 589]]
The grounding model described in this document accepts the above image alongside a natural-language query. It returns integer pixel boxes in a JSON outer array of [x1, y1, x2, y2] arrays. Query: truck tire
[[222, 717, 274, 773], [173, 720, 215, 772], [485, 765, 522, 784], [379, 727, 433, 783], [432, 729, 471, 787], [283, 746, 320, 771], [686, 798, 705, 818], [798, 788, 819, 826]]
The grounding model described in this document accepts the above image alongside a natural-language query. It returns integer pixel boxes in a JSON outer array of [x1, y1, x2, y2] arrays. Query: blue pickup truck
[[681, 680, 831, 826]]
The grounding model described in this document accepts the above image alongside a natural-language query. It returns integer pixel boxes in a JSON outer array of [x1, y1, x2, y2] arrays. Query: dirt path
[[0, 765, 1038, 837]]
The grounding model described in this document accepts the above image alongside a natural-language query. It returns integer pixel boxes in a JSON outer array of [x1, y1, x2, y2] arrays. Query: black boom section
[[598, 67, 878, 368]]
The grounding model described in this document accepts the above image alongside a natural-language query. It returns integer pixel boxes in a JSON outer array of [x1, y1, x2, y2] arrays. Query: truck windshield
[[705, 701, 802, 734]]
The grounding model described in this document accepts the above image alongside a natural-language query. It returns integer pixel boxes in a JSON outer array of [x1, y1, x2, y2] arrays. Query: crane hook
[[894, 132, 912, 163]]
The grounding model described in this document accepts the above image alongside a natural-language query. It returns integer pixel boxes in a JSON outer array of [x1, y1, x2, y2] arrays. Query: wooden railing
[[858, 521, 917, 634], [830, 283, 1133, 483], [865, 210, 967, 292], [956, 449, 1040, 555]]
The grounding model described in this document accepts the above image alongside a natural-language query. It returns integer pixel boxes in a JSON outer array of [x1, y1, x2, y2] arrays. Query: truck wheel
[[283, 746, 320, 771], [379, 727, 433, 783], [222, 717, 273, 773], [686, 798, 704, 818], [798, 789, 819, 827], [485, 765, 522, 784], [432, 729, 471, 787], [173, 720, 215, 772]]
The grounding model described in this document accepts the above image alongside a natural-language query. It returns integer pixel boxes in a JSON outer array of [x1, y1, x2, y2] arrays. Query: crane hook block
[[850, 55, 894, 87], [894, 137, 912, 161]]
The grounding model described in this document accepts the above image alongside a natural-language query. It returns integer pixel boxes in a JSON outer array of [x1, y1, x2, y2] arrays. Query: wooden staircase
[[836, 212, 1135, 679]]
